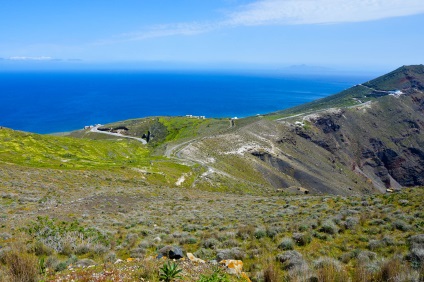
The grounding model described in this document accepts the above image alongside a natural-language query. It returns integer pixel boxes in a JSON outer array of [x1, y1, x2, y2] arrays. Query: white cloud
[[118, 22, 218, 41], [226, 0, 424, 25], [103, 0, 424, 43], [7, 56, 53, 61]]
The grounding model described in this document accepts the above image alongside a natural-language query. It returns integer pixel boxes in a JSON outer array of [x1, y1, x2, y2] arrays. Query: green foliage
[[197, 267, 230, 282], [159, 261, 183, 282]]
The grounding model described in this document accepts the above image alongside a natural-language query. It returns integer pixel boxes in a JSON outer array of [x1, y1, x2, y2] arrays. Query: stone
[[187, 252, 205, 264], [157, 245, 184, 260], [220, 259, 243, 275]]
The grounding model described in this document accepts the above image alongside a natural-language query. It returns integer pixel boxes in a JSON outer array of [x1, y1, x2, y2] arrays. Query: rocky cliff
[[174, 65, 424, 194]]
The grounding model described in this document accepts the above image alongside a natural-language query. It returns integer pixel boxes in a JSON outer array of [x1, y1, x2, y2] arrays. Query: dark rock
[[157, 245, 184, 260], [314, 116, 340, 133]]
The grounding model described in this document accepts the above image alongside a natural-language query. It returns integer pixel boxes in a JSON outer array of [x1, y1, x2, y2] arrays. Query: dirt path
[[90, 126, 147, 144]]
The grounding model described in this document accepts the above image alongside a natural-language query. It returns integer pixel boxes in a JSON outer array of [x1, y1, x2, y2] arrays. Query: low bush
[[292, 232, 312, 246], [320, 220, 339, 235], [278, 237, 294, 250], [5, 248, 38, 282]]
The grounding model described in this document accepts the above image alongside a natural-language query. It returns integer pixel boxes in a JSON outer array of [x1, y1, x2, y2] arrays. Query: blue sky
[[1, 0, 424, 72]]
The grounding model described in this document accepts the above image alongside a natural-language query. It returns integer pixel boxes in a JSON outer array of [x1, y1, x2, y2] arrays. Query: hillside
[[270, 64, 424, 117], [54, 65, 424, 196], [0, 65, 423, 281]]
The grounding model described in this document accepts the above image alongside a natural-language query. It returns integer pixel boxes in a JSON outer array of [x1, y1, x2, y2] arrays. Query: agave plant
[[159, 261, 182, 282]]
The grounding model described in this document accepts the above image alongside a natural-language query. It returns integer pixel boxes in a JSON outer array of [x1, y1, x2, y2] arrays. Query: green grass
[[0, 128, 150, 169]]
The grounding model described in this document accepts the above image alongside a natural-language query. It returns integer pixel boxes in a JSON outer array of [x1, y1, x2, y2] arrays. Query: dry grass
[[4, 245, 38, 282]]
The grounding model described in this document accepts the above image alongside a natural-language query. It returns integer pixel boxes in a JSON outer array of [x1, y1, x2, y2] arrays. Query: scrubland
[[0, 158, 422, 281]]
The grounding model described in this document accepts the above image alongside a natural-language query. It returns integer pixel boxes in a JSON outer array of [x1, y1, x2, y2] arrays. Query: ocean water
[[0, 71, 371, 134]]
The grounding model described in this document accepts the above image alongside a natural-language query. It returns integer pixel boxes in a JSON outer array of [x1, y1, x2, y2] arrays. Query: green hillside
[[269, 64, 424, 118], [0, 128, 149, 169]]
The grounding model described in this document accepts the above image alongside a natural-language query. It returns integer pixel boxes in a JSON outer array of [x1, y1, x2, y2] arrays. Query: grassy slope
[[0, 128, 149, 169], [0, 161, 422, 280], [0, 128, 202, 189]]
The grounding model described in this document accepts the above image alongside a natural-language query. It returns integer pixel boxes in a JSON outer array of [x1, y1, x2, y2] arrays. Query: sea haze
[[0, 71, 372, 134]]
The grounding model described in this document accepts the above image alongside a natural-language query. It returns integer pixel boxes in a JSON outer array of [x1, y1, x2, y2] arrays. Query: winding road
[[90, 126, 147, 144]]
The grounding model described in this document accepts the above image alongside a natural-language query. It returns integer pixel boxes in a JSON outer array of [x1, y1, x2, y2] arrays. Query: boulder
[[157, 245, 184, 260], [187, 252, 205, 264], [220, 259, 243, 275]]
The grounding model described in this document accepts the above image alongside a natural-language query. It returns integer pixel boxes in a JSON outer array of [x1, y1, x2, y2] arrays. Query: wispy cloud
[[7, 56, 53, 61], [119, 22, 218, 41], [93, 22, 220, 46], [226, 0, 424, 26], [101, 0, 424, 43]]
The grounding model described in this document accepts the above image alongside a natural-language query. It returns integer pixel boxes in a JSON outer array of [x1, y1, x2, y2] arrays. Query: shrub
[[216, 248, 245, 261], [194, 248, 214, 260], [75, 244, 91, 255], [292, 232, 312, 246], [103, 252, 116, 263], [198, 267, 230, 282], [357, 250, 377, 262], [320, 220, 339, 235], [254, 228, 267, 239], [276, 250, 305, 270], [237, 225, 255, 240], [220, 239, 240, 248], [130, 247, 146, 258], [393, 219, 411, 231], [5, 249, 38, 282], [374, 257, 408, 282], [344, 217, 359, 230], [314, 257, 349, 282], [408, 234, 424, 269], [33, 241, 53, 256], [263, 263, 281, 282], [368, 240, 384, 251], [266, 227, 283, 238], [202, 238, 220, 249], [278, 238, 294, 250], [398, 199, 409, 206]]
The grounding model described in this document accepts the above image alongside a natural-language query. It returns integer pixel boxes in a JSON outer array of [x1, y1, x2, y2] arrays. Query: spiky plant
[[159, 261, 182, 282]]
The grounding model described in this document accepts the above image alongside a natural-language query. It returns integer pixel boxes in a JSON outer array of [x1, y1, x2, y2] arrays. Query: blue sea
[[0, 71, 371, 134]]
